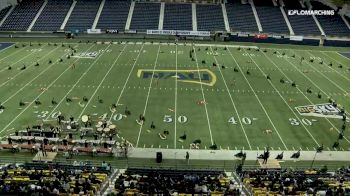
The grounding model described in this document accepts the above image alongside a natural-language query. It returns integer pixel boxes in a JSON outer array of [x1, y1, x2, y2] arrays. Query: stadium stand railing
[[129, 2, 161, 32], [310, 1, 350, 37], [163, 3, 192, 31], [32, 0, 73, 32], [196, 4, 226, 32], [282, 0, 321, 36], [225, 0, 258, 33], [65, 0, 101, 32], [96, 0, 131, 32], [253, 0, 289, 35], [0, 6, 12, 24]]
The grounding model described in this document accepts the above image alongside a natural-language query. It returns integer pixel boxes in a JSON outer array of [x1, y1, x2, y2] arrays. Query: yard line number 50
[[163, 115, 187, 123]]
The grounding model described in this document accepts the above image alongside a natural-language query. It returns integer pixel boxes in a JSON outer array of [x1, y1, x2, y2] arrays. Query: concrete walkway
[[128, 148, 350, 161]]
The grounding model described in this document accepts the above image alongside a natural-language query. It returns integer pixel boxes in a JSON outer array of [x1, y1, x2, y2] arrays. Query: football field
[[0, 40, 349, 152]]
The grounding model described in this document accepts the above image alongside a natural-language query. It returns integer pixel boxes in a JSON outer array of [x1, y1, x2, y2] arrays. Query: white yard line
[[317, 51, 350, 82], [210, 47, 253, 149], [193, 46, 214, 145], [77, 44, 128, 119], [332, 51, 350, 62], [0, 47, 28, 71], [174, 45, 178, 149], [107, 44, 145, 122], [270, 51, 350, 144], [291, 50, 348, 94], [226, 47, 286, 150], [0, 44, 97, 135], [45, 44, 111, 120], [135, 45, 161, 147], [242, 48, 320, 147], [0, 46, 57, 88], [1, 45, 77, 105]]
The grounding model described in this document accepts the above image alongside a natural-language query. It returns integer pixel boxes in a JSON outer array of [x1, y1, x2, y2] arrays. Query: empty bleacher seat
[[226, 0, 258, 32], [196, 4, 225, 31], [0, 0, 44, 31], [130, 2, 160, 31], [283, 0, 320, 35], [96, 0, 130, 31], [163, 3, 192, 31], [253, 0, 289, 34], [310, 1, 350, 37], [32, 0, 73, 31], [65, 0, 101, 32]]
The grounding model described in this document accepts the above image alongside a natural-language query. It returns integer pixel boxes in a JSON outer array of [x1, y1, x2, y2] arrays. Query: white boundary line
[[259, 47, 350, 54], [242, 48, 320, 147], [0, 44, 97, 135], [0, 42, 15, 53], [226, 47, 286, 150], [107, 44, 145, 122], [192, 46, 214, 145], [269, 51, 350, 145], [45, 44, 112, 120], [287, 50, 348, 94], [0, 47, 28, 72], [316, 51, 350, 82], [210, 47, 253, 149], [135, 45, 161, 147], [0, 45, 77, 106], [174, 44, 178, 149], [332, 51, 350, 62], [291, 51, 349, 94], [77, 44, 128, 119]]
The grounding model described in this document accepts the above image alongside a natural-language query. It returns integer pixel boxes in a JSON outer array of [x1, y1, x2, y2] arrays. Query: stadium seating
[[253, 0, 289, 34], [0, 162, 110, 195], [0, 6, 12, 22], [283, 0, 321, 35], [111, 168, 242, 195], [163, 3, 192, 31], [240, 168, 350, 195], [96, 0, 131, 31], [32, 0, 73, 31], [0, 0, 44, 31], [65, 0, 101, 32], [310, 1, 350, 37], [226, 0, 258, 32], [196, 4, 225, 31], [129, 2, 160, 31]]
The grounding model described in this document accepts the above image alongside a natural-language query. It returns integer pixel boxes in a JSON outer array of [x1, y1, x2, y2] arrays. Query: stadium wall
[[323, 39, 350, 47], [0, 0, 16, 10], [227, 34, 320, 46], [0, 31, 349, 47]]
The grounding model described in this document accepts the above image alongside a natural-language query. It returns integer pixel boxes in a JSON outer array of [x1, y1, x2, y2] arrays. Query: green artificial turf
[[0, 40, 349, 153]]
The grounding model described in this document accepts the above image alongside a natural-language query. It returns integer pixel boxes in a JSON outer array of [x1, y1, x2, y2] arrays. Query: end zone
[[0, 42, 14, 51], [339, 52, 350, 60]]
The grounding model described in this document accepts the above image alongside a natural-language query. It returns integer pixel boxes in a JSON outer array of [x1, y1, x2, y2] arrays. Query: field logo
[[295, 103, 344, 119], [73, 51, 98, 59], [137, 69, 217, 86]]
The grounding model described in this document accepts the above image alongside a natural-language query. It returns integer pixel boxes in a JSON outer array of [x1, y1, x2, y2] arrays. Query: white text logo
[[288, 10, 335, 16]]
